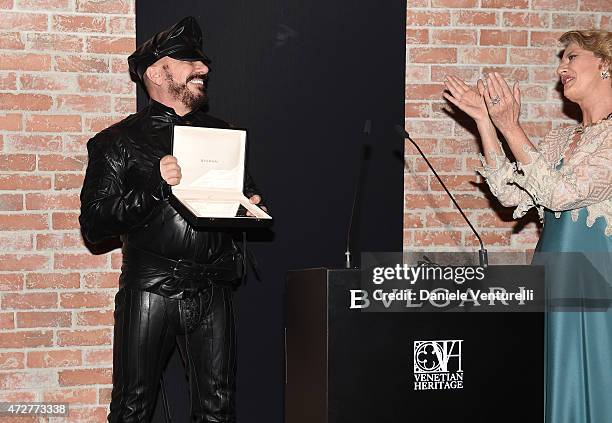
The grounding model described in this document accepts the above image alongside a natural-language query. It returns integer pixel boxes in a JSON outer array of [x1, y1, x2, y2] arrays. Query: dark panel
[[137, 2, 406, 422]]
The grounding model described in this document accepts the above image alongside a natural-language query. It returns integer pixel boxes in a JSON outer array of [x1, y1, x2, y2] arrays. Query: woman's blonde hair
[[559, 30, 612, 73]]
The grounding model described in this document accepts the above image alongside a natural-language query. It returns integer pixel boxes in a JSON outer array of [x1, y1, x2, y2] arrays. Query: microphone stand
[[395, 125, 488, 267]]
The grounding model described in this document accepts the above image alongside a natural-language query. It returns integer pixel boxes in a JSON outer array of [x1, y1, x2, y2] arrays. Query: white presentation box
[[169, 125, 272, 228]]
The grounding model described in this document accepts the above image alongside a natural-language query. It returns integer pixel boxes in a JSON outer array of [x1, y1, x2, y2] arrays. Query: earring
[[602, 69, 611, 80]]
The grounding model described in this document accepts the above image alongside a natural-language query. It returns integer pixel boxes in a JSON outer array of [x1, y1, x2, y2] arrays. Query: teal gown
[[534, 207, 612, 423]]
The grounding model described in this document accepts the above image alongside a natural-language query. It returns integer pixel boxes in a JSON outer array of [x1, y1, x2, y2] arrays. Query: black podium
[[285, 268, 544, 423]]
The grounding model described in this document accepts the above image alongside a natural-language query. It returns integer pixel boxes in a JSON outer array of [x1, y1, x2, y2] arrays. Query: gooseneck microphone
[[345, 119, 372, 269], [395, 125, 488, 267]]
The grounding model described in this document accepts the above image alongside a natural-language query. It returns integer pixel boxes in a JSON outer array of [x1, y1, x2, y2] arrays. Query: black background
[[137, 1, 406, 422]]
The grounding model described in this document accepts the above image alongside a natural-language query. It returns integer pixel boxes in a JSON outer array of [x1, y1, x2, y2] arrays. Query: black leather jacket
[[79, 100, 258, 297]]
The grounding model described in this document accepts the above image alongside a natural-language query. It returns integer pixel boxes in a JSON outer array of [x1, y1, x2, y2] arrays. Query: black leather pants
[[107, 286, 236, 423]]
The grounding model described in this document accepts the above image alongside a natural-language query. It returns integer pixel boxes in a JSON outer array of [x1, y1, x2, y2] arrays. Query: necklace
[[574, 112, 612, 134]]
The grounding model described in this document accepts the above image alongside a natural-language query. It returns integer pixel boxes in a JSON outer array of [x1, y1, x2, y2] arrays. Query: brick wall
[[0, 0, 134, 421], [404, 1, 612, 254]]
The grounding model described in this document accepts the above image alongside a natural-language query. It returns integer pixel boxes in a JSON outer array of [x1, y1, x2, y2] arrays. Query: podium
[[285, 268, 543, 423]]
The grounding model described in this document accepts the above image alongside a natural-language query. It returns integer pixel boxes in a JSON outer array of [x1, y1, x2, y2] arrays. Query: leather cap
[[128, 16, 210, 84]]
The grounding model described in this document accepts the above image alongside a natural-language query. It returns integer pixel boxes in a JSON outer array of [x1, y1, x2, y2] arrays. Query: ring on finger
[[490, 95, 501, 106]]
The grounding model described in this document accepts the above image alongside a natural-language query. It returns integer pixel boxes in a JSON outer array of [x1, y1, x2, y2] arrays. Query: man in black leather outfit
[[79, 17, 263, 423]]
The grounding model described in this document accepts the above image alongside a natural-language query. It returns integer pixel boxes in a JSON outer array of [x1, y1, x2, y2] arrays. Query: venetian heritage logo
[[413, 340, 463, 391]]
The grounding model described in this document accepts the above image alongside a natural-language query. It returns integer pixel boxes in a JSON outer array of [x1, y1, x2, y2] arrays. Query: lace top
[[476, 120, 612, 236]]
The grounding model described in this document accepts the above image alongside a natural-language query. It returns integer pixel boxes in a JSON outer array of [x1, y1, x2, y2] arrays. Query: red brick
[[476, 209, 517, 228], [405, 102, 430, 118], [533, 0, 578, 10], [78, 74, 133, 94], [38, 154, 87, 171], [76, 0, 129, 13], [111, 251, 122, 269], [406, 83, 446, 100], [580, 0, 612, 11], [77, 310, 114, 326], [531, 31, 566, 47], [407, 11, 450, 26], [403, 213, 424, 229], [414, 230, 463, 246], [2, 292, 57, 309], [52, 212, 80, 229], [405, 120, 453, 137], [52, 14, 106, 33], [0, 214, 48, 230], [407, 0, 427, 5], [0, 254, 49, 271], [111, 57, 129, 73], [552, 13, 598, 29], [0, 12, 47, 31], [54, 253, 107, 270], [0, 0, 13, 8], [0, 175, 51, 190], [409, 47, 456, 64], [26, 115, 81, 132], [0, 93, 52, 111], [63, 134, 90, 153], [19, 73, 77, 91], [0, 370, 55, 389], [5, 135, 62, 152], [404, 174, 429, 191], [84, 348, 112, 365], [481, 30, 528, 46], [426, 211, 473, 227], [459, 47, 507, 64], [503, 12, 550, 28], [431, 29, 477, 46], [482, 0, 528, 7], [17, 311, 71, 328], [55, 173, 85, 190], [454, 194, 492, 209], [431, 175, 480, 191], [26, 272, 80, 289], [522, 121, 552, 138], [60, 292, 113, 308], [84, 115, 123, 132], [0, 194, 23, 211], [0, 312, 15, 329], [43, 388, 97, 404], [57, 329, 112, 346], [529, 103, 568, 120], [601, 15, 612, 29], [406, 29, 429, 44], [0, 113, 22, 131], [26, 193, 80, 210], [415, 157, 463, 173], [86, 36, 134, 54], [57, 94, 111, 113], [54, 55, 109, 73], [27, 350, 81, 368], [405, 194, 452, 208], [66, 407, 108, 423], [0, 330, 53, 348], [465, 230, 512, 246], [0, 32, 25, 49], [453, 11, 497, 26], [109, 16, 134, 34], [0, 233, 32, 251], [439, 138, 481, 154], [0, 352, 24, 370], [25, 33, 83, 52], [0, 274, 24, 290], [83, 272, 119, 288], [481, 66, 529, 81], [0, 52, 50, 71], [432, 0, 477, 6], [114, 96, 136, 113], [404, 137, 437, 156], [0, 72, 17, 89], [405, 66, 431, 82], [36, 233, 84, 250], [431, 66, 480, 82], [16, 0, 70, 9]]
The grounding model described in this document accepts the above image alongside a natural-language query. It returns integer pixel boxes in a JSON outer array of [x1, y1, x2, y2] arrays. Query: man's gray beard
[[164, 68, 208, 112]]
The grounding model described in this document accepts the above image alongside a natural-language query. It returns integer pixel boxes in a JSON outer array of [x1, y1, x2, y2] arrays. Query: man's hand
[[246, 194, 267, 216], [160, 155, 182, 186]]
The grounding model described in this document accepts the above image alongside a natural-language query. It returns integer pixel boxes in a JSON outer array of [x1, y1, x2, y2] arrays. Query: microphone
[[394, 125, 488, 267], [345, 120, 372, 268]]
